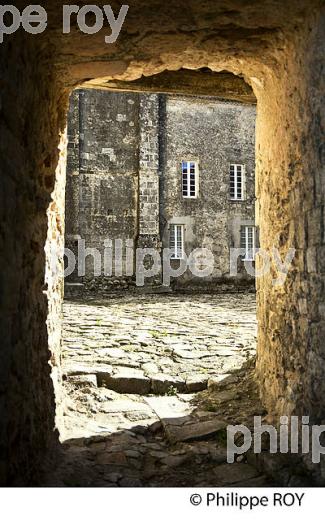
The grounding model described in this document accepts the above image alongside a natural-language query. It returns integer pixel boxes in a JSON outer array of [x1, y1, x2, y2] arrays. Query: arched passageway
[[0, 0, 324, 485]]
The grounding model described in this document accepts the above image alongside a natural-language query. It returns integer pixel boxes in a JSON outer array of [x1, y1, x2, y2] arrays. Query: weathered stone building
[[65, 89, 256, 292]]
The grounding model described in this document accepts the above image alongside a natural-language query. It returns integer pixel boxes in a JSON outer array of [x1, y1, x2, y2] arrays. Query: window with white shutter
[[169, 224, 185, 259], [240, 225, 256, 260]]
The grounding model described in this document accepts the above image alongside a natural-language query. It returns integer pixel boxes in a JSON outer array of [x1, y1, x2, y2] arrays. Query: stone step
[[96, 369, 208, 395], [65, 364, 208, 395]]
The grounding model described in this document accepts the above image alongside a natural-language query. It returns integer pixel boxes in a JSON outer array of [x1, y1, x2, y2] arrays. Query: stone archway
[[0, 0, 324, 484]]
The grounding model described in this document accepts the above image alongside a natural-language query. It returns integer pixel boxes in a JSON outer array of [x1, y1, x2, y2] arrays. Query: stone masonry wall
[[45, 130, 67, 442], [255, 13, 325, 424], [138, 94, 160, 237], [65, 90, 140, 292], [160, 95, 256, 290], [137, 93, 162, 285], [0, 34, 67, 484], [65, 91, 256, 292], [65, 90, 164, 293]]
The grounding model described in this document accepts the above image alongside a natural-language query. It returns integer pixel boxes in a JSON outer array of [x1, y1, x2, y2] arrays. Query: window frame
[[240, 225, 256, 261], [230, 163, 245, 201], [169, 223, 185, 260], [181, 160, 199, 199]]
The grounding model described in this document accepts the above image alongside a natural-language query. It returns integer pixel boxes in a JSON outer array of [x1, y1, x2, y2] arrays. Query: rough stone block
[[99, 368, 151, 395], [185, 375, 208, 392], [166, 418, 227, 443], [151, 374, 186, 394]]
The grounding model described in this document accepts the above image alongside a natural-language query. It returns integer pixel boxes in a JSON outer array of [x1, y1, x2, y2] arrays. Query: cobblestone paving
[[63, 293, 257, 397], [50, 293, 274, 486]]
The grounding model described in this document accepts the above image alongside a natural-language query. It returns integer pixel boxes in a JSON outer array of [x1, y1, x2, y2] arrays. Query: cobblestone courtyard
[[63, 293, 257, 401], [52, 293, 275, 486]]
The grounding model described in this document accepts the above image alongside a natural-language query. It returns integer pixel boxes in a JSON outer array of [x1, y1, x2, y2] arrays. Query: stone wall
[[138, 94, 160, 237], [65, 90, 140, 292], [255, 12, 325, 422], [160, 95, 256, 290], [45, 129, 67, 444], [0, 34, 67, 484], [65, 91, 256, 292]]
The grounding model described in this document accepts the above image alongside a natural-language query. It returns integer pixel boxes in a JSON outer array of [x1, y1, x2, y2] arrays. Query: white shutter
[[169, 224, 184, 259]]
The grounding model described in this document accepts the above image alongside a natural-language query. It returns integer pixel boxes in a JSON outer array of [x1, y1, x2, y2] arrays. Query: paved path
[[63, 293, 257, 397], [50, 293, 273, 486]]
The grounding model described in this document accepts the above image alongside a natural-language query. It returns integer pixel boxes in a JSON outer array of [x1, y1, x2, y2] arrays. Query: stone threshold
[[65, 367, 208, 395]]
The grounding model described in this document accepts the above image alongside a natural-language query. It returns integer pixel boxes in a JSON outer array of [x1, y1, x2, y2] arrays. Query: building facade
[[65, 89, 256, 293]]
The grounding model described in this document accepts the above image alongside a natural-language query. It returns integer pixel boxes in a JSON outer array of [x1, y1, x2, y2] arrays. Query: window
[[182, 161, 198, 198], [230, 164, 245, 200], [169, 224, 184, 259], [240, 226, 256, 260]]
